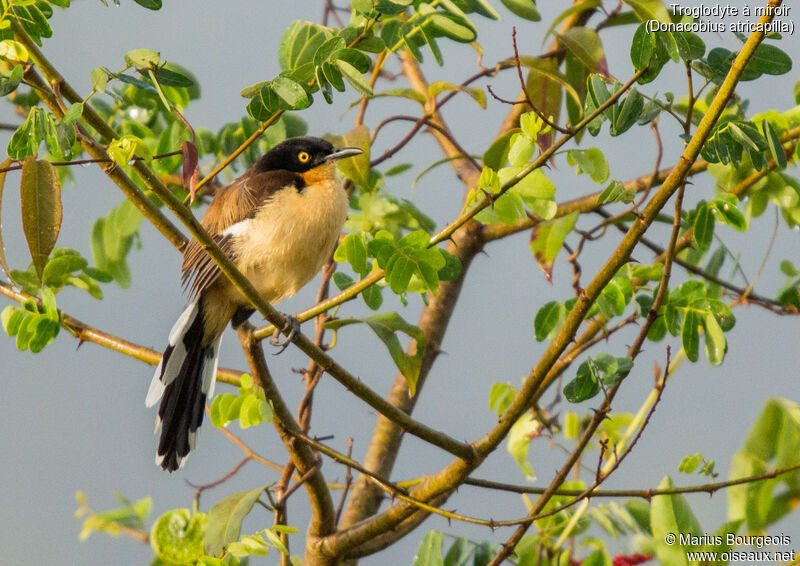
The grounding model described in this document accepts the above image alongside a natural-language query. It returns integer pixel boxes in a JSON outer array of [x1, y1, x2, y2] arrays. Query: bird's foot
[[270, 315, 301, 355]]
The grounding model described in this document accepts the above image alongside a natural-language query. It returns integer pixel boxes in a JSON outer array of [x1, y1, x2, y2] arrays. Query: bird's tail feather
[[146, 300, 220, 472]]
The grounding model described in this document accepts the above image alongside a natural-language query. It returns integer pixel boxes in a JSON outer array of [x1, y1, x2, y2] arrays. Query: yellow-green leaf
[[150, 509, 206, 564], [205, 486, 268, 556], [0, 39, 29, 62], [331, 125, 371, 189], [124, 48, 160, 72]]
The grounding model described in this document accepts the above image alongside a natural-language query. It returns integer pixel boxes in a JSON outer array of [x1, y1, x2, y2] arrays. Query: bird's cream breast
[[231, 179, 349, 304]]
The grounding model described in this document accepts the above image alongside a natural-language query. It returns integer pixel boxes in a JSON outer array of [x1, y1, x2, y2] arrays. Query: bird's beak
[[325, 147, 363, 162]]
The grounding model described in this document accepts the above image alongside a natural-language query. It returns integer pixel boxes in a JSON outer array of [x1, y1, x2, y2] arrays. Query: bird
[[145, 136, 362, 472]]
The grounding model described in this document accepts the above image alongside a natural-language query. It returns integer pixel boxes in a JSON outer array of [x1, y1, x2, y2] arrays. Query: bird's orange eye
[[298, 151, 310, 163]]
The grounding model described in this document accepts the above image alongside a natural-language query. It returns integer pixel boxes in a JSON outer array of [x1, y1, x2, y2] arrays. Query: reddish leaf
[[181, 140, 199, 202], [525, 57, 562, 152], [530, 212, 578, 282]]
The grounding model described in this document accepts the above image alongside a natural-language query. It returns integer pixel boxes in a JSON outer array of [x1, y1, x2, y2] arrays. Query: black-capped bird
[[146, 136, 362, 472]]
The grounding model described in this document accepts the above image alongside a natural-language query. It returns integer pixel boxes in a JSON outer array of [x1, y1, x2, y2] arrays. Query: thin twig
[[189, 457, 251, 508], [335, 437, 355, 526]]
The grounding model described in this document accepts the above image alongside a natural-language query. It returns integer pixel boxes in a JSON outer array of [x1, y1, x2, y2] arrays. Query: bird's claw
[[270, 315, 301, 355]]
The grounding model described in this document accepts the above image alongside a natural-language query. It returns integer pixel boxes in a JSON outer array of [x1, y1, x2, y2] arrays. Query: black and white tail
[[146, 300, 220, 472]]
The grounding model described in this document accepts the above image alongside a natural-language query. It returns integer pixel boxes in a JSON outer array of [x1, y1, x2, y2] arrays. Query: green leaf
[[20, 157, 62, 281], [321, 61, 345, 92], [334, 232, 369, 275], [499, 0, 540, 21], [370, 230, 446, 294], [315, 36, 346, 68], [444, 536, 469, 566], [483, 130, 517, 170], [333, 47, 371, 73], [630, 23, 655, 71], [331, 124, 371, 188], [598, 355, 632, 387], [0, 65, 23, 97], [361, 283, 383, 310], [413, 531, 444, 566], [361, 311, 426, 383], [651, 476, 702, 566], [703, 311, 725, 365], [692, 202, 714, 251], [711, 197, 746, 231], [225, 533, 271, 558], [114, 71, 158, 93], [15, 313, 35, 350], [133, 0, 162, 9], [153, 66, 194, 87], [498, 167, 557, 220], [335, 59, 373, 97], [597, 180, 634, 204], [567, 148, 608, 183], [107, 135, 149, 167], [678, 453, 703, 474], [556, 27, 605, 73], [534, 300, 562, 342], [519, 112, 544, 140], [745, 43, 792, 78], [613, 88, 643, 135], [384, 163, 412, 176], [62, 102, 83, 125], [681, 310, 700, 362], [427, 12, 476, 43], [279, 21, 332, 71], [654, 28, 679, 63], [205, 487, 268, 556], [42, 254, 87, 286], [8, 107, 45, 160], [150, 509, 206, 565], [488, 382, 517, 416], [763, 119, 787, 170], [2, 305, 23, 336], [375, 0, 413, 16], [530, 211, 578, 282], [437, 249, 461, 281], [507, 133, 535, 167], [271, 75, 311, 110], [326, 312, 425, 395], [674, 31, 705, 61], [124, 48, 160, 72], [586, 73, 612, 110], [564, 359, 601, 402]]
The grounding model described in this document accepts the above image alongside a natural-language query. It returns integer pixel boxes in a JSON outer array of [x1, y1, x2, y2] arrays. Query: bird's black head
[[255, 136, 362, 174]]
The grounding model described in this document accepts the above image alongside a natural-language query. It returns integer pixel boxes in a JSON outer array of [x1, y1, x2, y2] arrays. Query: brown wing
[[181, 168, 304, 299]]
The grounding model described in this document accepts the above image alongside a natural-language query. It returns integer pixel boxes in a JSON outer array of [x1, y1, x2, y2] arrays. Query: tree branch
[[319, 6, 779, 555], [235, 324, 336, 547], [0, 279, 243, 385]]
